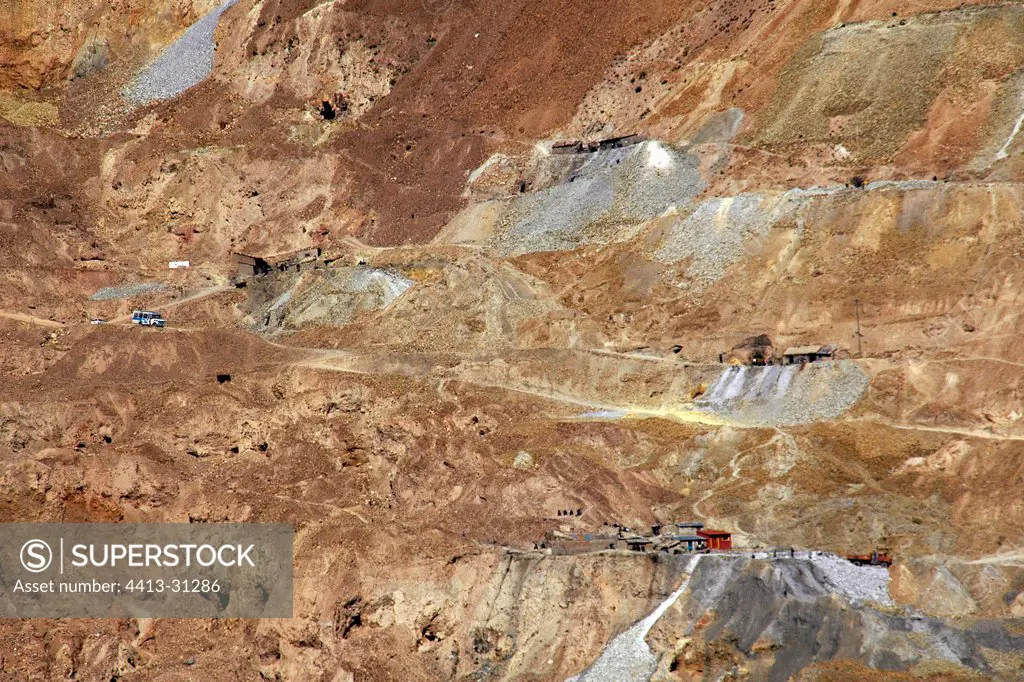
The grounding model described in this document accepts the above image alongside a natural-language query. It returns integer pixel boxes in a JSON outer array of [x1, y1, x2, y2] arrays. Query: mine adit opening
[[318, 98, 348, 120]]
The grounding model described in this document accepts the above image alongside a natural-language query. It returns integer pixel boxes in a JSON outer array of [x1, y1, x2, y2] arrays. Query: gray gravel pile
[[492, 142, 705, 256], [486, 151, 943, 261], [494, 176, 615, 254], [124, 0, 238, 103], [652, 191, 803, 286], [612, 143, 705, 222], [754, 360, 870, 426], [809, 552, 892, 605], [743, 551, 892, 605], [90, 283, 168, 301], [697, 361, 869, 426]]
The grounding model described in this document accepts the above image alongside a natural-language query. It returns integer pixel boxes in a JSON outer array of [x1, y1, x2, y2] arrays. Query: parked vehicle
[[846, 549, 892, 567], [131, 311, 166, 328], [90, 318, 105, 325]]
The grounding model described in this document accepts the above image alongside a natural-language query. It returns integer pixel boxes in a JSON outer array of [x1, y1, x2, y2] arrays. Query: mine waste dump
[[567, 554, 1021, 682], [123, 0, 239, 103], [695, 361, 870, 425]]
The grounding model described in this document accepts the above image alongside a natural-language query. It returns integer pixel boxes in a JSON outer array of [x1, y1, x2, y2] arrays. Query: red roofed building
[[698, 529, 732, 551]]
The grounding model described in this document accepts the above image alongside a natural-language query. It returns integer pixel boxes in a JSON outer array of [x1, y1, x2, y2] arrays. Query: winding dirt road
[[0, 311, 64, 328]]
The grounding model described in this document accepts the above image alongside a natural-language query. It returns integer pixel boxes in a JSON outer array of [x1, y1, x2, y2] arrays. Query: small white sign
[[169, 261, 190, 269]]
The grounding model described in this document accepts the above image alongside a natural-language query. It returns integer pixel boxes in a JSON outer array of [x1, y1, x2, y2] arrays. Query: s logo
[[20, 540, 52, 573]]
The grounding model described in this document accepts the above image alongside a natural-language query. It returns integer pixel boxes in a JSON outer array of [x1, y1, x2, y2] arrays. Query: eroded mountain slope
[[2, 0, 1024, 680]]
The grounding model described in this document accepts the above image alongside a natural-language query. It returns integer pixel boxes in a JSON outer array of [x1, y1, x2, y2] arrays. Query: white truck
[[130, 310, 166, 328]]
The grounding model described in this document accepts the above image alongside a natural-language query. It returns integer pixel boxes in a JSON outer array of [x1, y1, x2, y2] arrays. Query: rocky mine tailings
[[568, 556, 702, 682], [487, 141, 706, 256], [568, 554, 1024, 681], [696, 361, 870, 426], [124, 0, 238, 104]]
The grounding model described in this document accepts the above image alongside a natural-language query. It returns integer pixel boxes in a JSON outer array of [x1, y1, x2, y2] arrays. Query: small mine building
[[781, 345, 837, 365], [232, 252, 271, 279], [698, 529, 733, 551]]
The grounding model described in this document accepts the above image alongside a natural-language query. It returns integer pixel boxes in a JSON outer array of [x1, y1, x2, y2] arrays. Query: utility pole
[[853, 299, 864, 357]]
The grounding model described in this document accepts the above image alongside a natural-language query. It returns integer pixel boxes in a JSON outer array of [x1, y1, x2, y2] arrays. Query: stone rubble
[[742, 550, 892, 605], [808, 552, 893, 606], [89, 283, 168, 301], [697, 361, 870, 426], [491, 141, 706, 256], [124, 0, 238, 104]]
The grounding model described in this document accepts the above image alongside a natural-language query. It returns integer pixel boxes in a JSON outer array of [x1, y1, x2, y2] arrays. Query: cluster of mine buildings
[[231, 247, 326, 281], [537, 521, 732, 556], [719, 334, 844, 366]]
